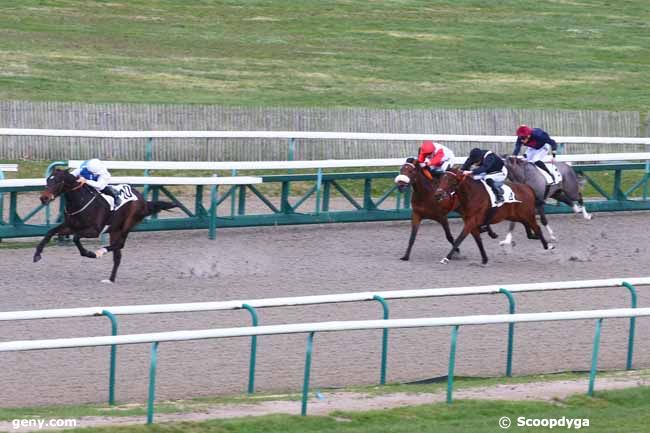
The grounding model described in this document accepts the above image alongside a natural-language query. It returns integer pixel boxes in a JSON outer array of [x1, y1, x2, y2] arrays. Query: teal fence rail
[[1, 162, 650, 240]]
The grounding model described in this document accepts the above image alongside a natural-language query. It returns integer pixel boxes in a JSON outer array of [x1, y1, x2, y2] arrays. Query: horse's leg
[[439, 215, 461, 256], [499, 221, 517, 247], [73, 233, 97, 259], [536, 202, 556, 241], [401, 212, 422, 261], [106, 247, 122, 283], [524, 218, 551, 250], [576, 192, 593, 220], [33, 224, 72, 262], [469, 227, 489, 265], [440, 220, 476, 264]]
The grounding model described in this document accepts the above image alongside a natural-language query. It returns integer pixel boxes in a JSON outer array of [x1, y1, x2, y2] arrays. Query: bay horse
[[500, 156, 592, 246], [34, 169, 177, 282], [394, 158, 496, 261], [434, 170, 552, 265]]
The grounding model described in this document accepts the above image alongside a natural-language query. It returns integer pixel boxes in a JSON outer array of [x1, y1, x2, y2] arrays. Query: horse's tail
[[145, 200, 178, 216]]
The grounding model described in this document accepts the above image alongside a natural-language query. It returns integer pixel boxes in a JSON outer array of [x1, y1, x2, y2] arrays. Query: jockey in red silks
[[514, 125, 558, 183], [417, 140, 455, 176]]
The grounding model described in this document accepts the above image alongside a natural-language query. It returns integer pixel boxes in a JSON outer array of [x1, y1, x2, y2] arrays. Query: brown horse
[[434, 170, 552, 265], [394, 158, 463, 261], [34, 169, 177, 282]]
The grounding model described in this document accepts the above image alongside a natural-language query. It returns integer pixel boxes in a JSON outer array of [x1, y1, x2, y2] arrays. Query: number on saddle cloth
[[101, 184, 135, 210], [480, 181, 518, 207]]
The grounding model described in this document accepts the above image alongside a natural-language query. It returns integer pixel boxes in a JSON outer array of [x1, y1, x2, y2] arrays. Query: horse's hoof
[[100, 279, 113, 284], [95, 248, 108, 258], [547, 244, 556, 250], [440, 257, 449, 264], [400, 256, 409, 261], [488, 231, 499, 239], [499, 240, 510, 247], [33, 255, 41, 263], [585, 214, 593, 220]]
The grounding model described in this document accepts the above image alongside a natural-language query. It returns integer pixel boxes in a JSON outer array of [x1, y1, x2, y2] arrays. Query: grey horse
[[500, 156, 592, 246]]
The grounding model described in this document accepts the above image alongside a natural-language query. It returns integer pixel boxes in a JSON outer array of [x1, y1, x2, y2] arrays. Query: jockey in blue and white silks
[[71, 159, 121, 207]]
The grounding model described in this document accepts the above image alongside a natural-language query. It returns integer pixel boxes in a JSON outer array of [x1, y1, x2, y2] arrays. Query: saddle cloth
[[100, 184, 137, 211], [480, 181, 520, 208], [535, 163, 563, 185]]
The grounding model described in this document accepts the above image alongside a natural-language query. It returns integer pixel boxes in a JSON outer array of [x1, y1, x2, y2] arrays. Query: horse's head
[[503, 155, 526, 182], [40, 169, 79, 205], [394, 157, 418, 192], [434, 170, 464, 201]]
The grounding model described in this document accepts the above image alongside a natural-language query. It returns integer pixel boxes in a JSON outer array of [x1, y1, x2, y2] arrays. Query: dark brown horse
[[394, 158, 462, 261], [434, 170, 552, 265], [34, 169, 177, 282]]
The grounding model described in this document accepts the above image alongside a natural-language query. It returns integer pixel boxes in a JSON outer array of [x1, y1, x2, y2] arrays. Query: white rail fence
[[1, 307, 649, 423], [1, 128, 649, 161], [1, 277, 647, 412]]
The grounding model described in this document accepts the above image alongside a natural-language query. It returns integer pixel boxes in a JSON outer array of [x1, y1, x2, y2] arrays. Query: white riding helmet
[[84, 158, 103, 173]]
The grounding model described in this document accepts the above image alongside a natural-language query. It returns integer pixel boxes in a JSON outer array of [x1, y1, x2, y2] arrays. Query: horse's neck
[[413, 169, 435, 195]]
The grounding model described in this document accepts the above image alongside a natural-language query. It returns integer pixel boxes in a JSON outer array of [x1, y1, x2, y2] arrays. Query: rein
[[65, 193, 98, 216]]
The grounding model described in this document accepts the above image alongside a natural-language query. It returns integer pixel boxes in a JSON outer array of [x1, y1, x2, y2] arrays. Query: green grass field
[[8, 386, 650, 433], [1, 1, 649, 110]]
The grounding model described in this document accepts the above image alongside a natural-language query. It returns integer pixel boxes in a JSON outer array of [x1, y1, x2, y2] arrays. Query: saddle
[[479, 181, 519, 208], [100, 184, 137, 211], [534, 164, 563, 186]]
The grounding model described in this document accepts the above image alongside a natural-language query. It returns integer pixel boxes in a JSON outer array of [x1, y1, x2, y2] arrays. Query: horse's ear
[[406, 157, 416, 164]]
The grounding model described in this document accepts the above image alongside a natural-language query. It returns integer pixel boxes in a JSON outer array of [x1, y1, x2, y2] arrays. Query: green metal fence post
[[209, 181, 218, 240], [101, 310, 119, 405], [447, 325, 460, 404], [147, 342, 160, 424], [143, 138, 153, 200], [622, 281, 638, 370], [588, 319, 604, 397], [315, 168, 323, 215], [230, 169, 237, 218], [301, 332, 316, 416], [372, 295, 390, 385], [241, 304, 259, 394], [499, 288, 516, 377]]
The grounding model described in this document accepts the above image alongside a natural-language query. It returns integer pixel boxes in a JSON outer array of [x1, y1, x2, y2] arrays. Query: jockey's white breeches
[[429, 150, 455, 172], [473, 167, 508, 186], [525, 145, 550, 163]]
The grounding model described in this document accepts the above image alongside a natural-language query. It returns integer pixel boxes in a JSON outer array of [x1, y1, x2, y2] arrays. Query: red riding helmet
[[420, 140, 436, 154], [516, 125, 533, 138]]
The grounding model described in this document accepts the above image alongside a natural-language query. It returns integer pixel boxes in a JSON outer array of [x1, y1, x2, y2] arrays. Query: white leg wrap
[[499, 232, 513, 246], [95, 247, 108, 258], [582, 206, 593, 220], [545, 224, 557, 241]]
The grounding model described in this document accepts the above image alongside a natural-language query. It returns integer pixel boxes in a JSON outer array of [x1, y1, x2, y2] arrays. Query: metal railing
[[1, 277, 647, 405], [1, 307, 649, 423]]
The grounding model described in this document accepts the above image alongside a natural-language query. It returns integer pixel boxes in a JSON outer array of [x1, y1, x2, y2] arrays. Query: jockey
[[71, 158, 121, 207], [417, 140, 455, 175], [513, 125, 558, 182], [461, 148, 508, 204]]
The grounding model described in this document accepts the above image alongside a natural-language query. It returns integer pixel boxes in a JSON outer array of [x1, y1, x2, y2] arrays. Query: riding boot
[[534, 160, 555, 183], [486, 179, 504, 204], [101, 186, 122, 207]]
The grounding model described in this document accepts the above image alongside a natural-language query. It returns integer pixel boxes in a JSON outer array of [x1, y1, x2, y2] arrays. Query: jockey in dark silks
[[461, 148, 508, 204], [461, 148, 509, 235], [513, 125, 558, 183], [71, 159, 122, 207]]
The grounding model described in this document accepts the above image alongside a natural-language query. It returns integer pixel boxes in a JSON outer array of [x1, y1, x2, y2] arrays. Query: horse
[[34, 169, 178, 283], [500, 156, 592, 246], [394, 158, 496, 261], [434, 170, 552, 265]]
